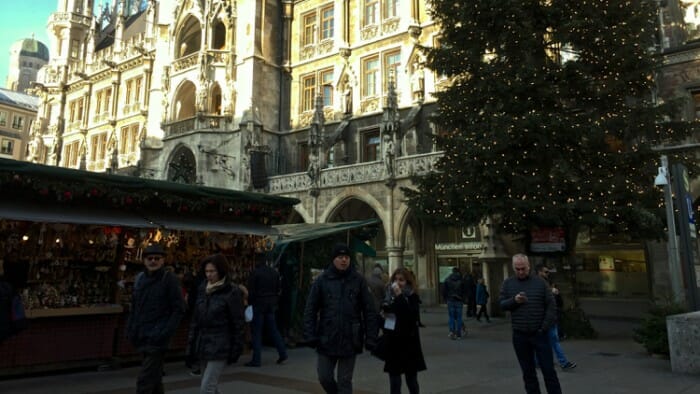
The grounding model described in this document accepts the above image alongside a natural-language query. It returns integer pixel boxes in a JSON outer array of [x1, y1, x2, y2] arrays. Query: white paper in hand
[[384, 313, 396, 330], [245, 305, 254, 322]]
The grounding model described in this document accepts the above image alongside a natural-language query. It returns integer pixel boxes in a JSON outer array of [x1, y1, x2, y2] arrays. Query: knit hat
[[331, 243, 351, 259]]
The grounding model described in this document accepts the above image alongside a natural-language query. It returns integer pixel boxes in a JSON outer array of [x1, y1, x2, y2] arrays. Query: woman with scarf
[[187, 254, 245, 394], [381, 267, 426, 394]]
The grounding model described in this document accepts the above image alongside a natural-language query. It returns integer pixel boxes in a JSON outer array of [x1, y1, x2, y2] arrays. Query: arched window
[[174, 80, 197, 120], [210, 83, 222, 114], [176, 16, 202, 58], [168, 146, 197, 184], [212, 20, 226, 49]]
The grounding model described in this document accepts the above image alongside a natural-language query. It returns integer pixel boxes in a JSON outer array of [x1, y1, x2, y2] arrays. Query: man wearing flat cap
[[127, 244, 186, 394], [303, 242, 379, 394]]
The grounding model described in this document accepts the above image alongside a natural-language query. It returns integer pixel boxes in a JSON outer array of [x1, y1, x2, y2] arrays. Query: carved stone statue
[[342, 77, 353, 114], [384, 135, 396, 177], [411, 61, 425, 102]]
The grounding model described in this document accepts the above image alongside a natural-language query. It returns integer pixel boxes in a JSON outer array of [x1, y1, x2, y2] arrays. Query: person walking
[[187, 254, 245, 394], [475, 277, 491, 323], [463, 271, 477, 318], [368, 264, 388, 311], [381, 267, 426, 394], [442, 267, 465, 339], [303, 242, 379, 394], [127, 244, 186, 394], [499, 254, 561, 394], [245, 255, 288, 367], [535, 264, 576, 371]]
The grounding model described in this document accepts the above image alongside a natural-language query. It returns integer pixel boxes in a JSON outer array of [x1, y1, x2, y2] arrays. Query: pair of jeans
[[250, 305, 288, 364], [446, 300, 463, 335], [199, 359, 226, 394], [136, 350, 165, 394], [317, 353, 356, 394], [512, 330, 562, 394], [389, 372, 419, 394], [548, 325, 569, 366]]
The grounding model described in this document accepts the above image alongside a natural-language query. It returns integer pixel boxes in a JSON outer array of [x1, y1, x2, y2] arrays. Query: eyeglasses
[[146, 256, 163, 261]]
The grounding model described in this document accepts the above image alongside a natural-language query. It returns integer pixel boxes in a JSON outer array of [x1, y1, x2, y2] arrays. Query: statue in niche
[[307, 149, 320, 185], [411, 61, 425, 102], [342, 77, 353, 114], [383, 135, 396, 177]]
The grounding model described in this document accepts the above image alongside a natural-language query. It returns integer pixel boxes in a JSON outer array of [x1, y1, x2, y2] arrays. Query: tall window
[[69, 98, 84, 123], [321, 5, 334, 40], [95, 88, 112, 116], [11, 115, 24, 130], [362, 129, 381, 162], [70, 39, 80, 59], [120, 123, 140, 155], [300, 69, 334, 112], [362, 56, 379, 97], [90, 133, 108, 163], [302, 12, 317, 46], [302, 5, 334, 45], [321, 69, 334, 107], [384, 50, 401, 91], [0, 139, 13, 155], [364, 0, 379, 26], [63, 140, 80, 167], [301, 74, 316, 112], [385, 0, 399, 19], [0, 111, 7, 126]]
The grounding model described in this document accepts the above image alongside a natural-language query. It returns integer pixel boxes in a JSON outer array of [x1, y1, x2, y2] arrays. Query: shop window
[[362, 129, 380, 162], [0, 139, 14, 155]]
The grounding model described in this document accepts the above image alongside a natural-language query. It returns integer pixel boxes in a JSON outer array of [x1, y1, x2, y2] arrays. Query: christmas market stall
[[269, 219, 380, 343], [0, 158, 298, 375]]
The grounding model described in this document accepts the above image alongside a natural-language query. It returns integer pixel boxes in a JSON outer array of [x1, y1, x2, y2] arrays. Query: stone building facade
[[26, 0, 700, 312], [5, 38, 50, 93]]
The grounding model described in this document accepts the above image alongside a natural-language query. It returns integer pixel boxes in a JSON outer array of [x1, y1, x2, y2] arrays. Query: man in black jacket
[[499, 254, 561, 394], [127, 244, 186, 394], [245, 255, 288, 367], [303, 243, 379, 394]]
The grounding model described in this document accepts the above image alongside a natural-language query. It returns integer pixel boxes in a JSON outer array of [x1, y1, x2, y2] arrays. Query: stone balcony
[[163, 115, 232, 139], [268, 151, 442, 194]]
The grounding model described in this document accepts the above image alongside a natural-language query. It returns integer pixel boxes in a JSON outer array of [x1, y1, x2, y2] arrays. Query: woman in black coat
[[382, 267, 426, 394], [187, 254, 245, 394]]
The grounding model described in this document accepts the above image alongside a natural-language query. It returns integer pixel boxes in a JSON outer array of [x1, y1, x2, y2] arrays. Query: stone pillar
[[386, 246, 403, 275], [667, 311, 700, 374]]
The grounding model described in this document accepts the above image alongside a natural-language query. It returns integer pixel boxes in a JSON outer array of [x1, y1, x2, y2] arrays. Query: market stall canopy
[[273, 219, 380, 247], [0, 158, 299, 233]]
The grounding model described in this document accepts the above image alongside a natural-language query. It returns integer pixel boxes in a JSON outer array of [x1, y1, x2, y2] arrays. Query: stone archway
[[176, 15, 202, 58], [174, 80, 197, 120]]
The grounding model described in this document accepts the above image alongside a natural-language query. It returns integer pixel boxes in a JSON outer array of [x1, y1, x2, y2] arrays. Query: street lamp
[[655, 155, 684, 304]]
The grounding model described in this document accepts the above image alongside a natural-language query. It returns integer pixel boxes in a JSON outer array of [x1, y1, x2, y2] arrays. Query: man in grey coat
[[499, 253, 561, 394]]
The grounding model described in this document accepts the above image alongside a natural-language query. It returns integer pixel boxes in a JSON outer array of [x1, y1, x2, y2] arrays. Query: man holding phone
[[499, 254, 561, 394]]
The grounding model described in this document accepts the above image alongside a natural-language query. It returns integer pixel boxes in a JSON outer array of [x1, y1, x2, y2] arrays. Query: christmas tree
[[405, 0, 696, 250]]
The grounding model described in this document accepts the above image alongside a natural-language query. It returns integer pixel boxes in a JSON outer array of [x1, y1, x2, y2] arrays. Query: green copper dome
[[11, 38, 49, 61]]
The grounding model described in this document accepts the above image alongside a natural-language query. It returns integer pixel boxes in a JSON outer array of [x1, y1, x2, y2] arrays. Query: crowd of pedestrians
[[0, 240, 575, 394]]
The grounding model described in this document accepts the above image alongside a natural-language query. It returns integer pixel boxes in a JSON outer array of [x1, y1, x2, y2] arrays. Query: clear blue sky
[[0, 1, 55, 89]]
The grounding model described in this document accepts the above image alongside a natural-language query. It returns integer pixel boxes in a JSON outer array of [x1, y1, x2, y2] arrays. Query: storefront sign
[[434, 241, 483, 251], [530, 228, 566, 252]]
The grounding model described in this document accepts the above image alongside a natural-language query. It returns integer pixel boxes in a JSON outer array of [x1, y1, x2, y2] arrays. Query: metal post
[[661, 155, 684, 304]]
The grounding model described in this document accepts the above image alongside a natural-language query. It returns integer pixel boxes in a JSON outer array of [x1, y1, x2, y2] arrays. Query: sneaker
[[455, 335, 462, 340], [189, 369, 201, 377], [449, 333, 456, 340], [276, 355, 288, 365], [562, 361, 577, 370]]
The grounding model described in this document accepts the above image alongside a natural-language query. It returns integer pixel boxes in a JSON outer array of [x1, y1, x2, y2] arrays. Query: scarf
[[205, 277, 227, 295]]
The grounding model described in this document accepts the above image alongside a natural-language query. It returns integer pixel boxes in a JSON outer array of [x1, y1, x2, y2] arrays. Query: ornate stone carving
[[361, 25, 379, 41], [172, 53, 199, 73], [318, 40, 333, 55], [382, 18, 400, 34], [361, 97, 380, 113], [300, 45, 316, 61]]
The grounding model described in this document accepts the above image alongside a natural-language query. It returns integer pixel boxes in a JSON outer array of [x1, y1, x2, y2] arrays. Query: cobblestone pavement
[[1, 308, 699, 393]]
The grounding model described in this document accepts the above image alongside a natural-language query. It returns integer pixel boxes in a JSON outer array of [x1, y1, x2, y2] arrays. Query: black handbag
[[371, 334, 387, 361]]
